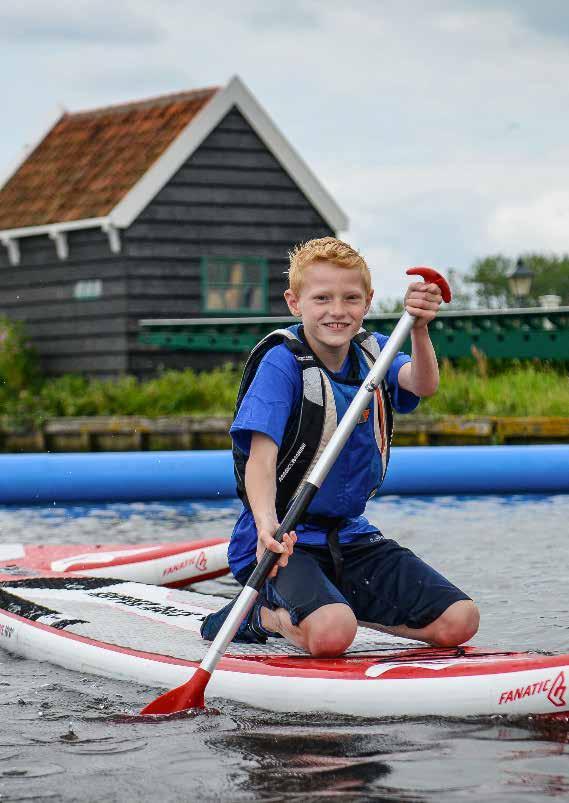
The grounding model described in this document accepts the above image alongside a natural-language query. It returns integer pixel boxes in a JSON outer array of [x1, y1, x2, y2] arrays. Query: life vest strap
[[300, 513, 346, 587]]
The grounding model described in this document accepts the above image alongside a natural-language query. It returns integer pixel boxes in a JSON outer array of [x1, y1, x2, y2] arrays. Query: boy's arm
[[397, 282, 442, 398], [245, 431, 296, 578]]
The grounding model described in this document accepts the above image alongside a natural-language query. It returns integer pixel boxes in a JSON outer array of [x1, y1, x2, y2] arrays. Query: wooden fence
[[1, 415, 568, 452]]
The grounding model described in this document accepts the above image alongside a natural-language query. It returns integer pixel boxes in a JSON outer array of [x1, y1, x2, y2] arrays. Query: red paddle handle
[[406, 267, 452, 304]]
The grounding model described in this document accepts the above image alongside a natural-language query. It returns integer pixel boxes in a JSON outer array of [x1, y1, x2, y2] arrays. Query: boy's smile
[[284, 260, 373, 372]]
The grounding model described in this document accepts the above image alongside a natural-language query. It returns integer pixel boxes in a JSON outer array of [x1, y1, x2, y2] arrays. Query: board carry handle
[[140, 266, 451, 716]]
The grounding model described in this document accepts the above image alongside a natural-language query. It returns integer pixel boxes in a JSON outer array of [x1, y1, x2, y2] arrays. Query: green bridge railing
[[139, 307, 569, 361]]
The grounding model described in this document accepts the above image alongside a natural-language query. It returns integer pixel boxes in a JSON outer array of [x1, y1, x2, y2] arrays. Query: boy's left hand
[[404, 282, 443, 329]]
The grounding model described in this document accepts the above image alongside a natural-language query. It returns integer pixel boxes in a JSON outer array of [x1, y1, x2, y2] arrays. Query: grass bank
[[1, 363, 567, 424], [419, 362, 568, 417], [1, 368, 242, 424]]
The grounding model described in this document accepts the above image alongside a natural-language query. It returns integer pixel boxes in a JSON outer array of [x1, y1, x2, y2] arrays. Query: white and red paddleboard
[[0, 566, 567, 719], [0, 540, 229, 588]]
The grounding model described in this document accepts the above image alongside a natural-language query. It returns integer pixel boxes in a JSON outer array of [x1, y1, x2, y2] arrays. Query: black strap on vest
[[300, 513, 346, 587], [326, 520, 345, 587]]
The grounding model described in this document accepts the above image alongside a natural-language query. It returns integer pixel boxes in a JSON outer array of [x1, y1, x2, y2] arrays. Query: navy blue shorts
[[235, 533, 471, 630]]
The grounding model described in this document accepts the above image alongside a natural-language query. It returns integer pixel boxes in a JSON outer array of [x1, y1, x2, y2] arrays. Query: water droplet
[[60, 727, 78, 742]]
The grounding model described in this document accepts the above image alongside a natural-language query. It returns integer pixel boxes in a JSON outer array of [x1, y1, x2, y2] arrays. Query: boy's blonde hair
[[288, 237, 371, 295]]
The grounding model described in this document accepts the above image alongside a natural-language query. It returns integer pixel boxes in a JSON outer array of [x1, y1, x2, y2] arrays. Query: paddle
[[140, 266, 451, 716]]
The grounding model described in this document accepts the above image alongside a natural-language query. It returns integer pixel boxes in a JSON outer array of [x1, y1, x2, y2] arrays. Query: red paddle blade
[[140, 667, 210, 716]]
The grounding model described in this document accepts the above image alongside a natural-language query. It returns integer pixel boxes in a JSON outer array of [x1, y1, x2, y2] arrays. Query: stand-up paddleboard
[[0, 574, 567, 718], [0, 540, 229, 587]]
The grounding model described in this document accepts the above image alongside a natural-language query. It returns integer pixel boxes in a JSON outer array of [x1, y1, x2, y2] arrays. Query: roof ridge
[[68, 86, 220, 119]]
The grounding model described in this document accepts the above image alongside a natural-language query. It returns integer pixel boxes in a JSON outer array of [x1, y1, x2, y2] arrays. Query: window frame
[[200, 256, 269, 316]]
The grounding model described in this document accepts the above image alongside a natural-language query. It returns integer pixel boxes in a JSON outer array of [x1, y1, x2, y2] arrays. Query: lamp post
[[507, 258, 534, 307]]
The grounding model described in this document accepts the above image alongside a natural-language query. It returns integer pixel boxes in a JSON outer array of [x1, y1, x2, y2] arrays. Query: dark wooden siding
[[126, 106, 333, 376], [0, 229, 128, 377]]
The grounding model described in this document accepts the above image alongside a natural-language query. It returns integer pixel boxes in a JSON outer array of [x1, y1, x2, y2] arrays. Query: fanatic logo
[[547, 671, 567, 708], [498, 670, 567, 708]]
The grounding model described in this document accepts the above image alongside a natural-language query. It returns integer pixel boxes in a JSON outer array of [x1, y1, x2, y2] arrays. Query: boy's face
[[284, 260, 373, 360]]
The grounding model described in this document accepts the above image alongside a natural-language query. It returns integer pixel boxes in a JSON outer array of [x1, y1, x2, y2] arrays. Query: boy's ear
[[364, 289, 374, 315], [284, 288, 301, 317]]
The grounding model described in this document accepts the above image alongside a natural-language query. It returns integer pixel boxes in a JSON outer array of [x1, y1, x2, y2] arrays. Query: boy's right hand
[[256, 517, 297, 579]]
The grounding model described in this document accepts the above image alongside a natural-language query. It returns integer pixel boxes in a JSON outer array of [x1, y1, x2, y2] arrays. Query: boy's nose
[[330, 299, 345, 316]]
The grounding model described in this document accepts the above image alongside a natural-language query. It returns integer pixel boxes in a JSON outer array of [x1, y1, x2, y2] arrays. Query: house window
[[74, 279, 103, 300], [201, 257, 268, 315]]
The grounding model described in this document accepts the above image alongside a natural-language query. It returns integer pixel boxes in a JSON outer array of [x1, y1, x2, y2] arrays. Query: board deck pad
[[0, 577, 424, 662]]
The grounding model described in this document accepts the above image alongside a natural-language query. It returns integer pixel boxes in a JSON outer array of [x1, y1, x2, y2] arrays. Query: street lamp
[[507, 258, 534, 307]]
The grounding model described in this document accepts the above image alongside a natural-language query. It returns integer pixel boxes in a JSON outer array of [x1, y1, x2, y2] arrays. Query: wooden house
[[0, 77, 347, 377]]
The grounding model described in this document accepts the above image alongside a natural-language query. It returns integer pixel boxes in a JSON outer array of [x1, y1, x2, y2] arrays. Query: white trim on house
[[101, 221, 122, 254], [111, 76, 348, 233], [0, 216, 111, 240], [49, 229, 68, 260], [0, 237, 20, 266], [0, 217, 115, 265]]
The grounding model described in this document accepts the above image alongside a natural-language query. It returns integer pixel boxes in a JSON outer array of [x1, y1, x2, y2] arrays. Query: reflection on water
[[214, 725, 394, 798], [209, 713, 569, 801], [0, 494, 567, 801]]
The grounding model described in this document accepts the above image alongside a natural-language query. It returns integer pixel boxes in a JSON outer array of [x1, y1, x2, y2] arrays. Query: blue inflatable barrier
[[0, 451, 235, 505], [381, 445, 569, 496], [0, 446, 567, 505]]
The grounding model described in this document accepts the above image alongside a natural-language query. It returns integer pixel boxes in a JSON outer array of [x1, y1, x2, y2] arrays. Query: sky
[[1, 0, 568, 302]]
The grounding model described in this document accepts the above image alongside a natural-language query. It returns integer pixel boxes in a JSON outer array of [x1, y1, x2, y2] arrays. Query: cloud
[[241, 0, 322, 31], [1, 1, 568, 304], [0, 2, 162, 44], [489, 191, 569, 253], [478, 0, 569, 40]]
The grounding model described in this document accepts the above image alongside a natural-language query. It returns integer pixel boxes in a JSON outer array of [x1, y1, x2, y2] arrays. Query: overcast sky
[[1, 0, 568, 301]]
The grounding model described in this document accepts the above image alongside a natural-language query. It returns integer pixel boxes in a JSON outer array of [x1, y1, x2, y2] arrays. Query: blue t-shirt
[[228, 332, 420, 576]]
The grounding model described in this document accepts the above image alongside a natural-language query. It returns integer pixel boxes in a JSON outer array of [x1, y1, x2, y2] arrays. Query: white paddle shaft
[[199, 311, 416, 671]]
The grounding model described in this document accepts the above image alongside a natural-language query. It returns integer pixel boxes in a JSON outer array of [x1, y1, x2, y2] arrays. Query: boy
[[202, 237, 479, 657]]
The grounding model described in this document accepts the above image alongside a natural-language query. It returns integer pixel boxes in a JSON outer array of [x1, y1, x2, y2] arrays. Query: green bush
[[0, 317, 39, 395]]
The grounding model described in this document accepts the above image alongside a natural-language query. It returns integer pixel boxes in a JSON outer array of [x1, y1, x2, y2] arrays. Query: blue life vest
[[233, 325, 394, 521]]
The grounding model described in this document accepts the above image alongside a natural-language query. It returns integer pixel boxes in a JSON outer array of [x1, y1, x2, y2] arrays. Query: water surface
[[0, 494, 567, 801]]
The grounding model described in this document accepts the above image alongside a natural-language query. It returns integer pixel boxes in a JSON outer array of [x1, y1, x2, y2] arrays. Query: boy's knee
[[304, 604, 357, 657], [429, 600, 479, 647]]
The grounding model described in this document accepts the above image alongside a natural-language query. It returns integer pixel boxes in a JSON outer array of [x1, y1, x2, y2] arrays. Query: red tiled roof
[[0, 87, 219, 231]]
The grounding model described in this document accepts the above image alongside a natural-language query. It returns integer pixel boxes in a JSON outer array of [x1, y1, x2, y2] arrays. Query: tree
[[466, 254, 569, 308], [445, 269, 474, 309]]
